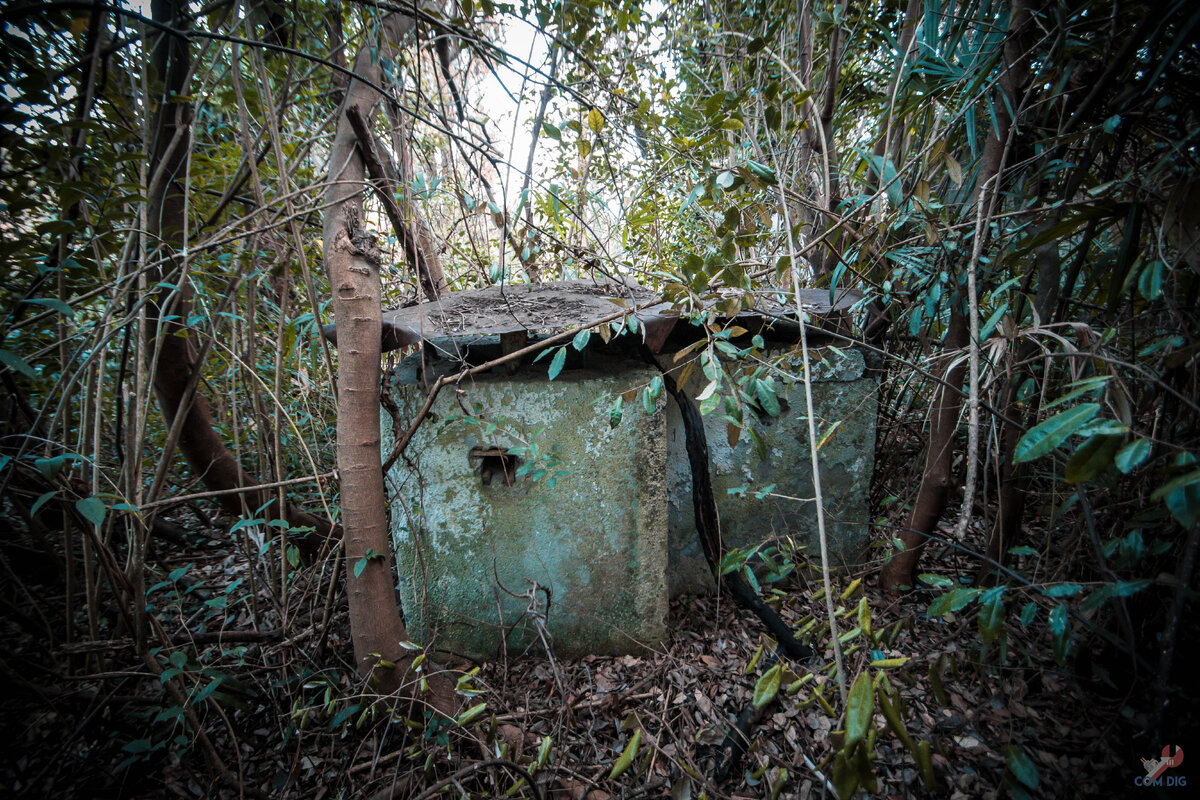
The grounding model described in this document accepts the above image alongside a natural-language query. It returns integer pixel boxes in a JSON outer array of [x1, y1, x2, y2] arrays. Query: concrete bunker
[[380, 280, 877, 659]]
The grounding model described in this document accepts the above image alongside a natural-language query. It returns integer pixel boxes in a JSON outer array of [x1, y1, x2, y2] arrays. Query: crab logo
[[1139, 745, 1184, 786]]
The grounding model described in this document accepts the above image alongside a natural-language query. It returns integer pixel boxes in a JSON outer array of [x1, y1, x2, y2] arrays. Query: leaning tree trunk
[[880, 308, 968, 591], [146, 0, 331, 561], [322, 6, 455, 707]]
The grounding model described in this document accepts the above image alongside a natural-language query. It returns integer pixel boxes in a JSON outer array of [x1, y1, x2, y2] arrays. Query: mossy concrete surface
[[666, 347, 878, 595], [384, 358, 668, 660]]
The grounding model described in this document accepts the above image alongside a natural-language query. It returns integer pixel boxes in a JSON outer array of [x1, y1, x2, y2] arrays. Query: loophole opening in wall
[[469, 446, 521, 487]]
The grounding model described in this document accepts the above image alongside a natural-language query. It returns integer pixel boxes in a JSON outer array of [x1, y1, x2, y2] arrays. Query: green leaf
[[1080, 579, 1151, 612], [1019, 602, 1037, 626], [918, 573, 952, 589], [455, 702, 487, 727], [1151, 468, 1200, 500], [1115, 439, 1151, 473], [641, 386, 656, 414], [22, 297, 74, 318], [714, 170, 735, 189], [31, 490, 57, 516], [746, 160, 777, 183], [353, 558, 367, 579], [609, 728, 641, 779], [844, 672, 875, 748], [572, 328, 591, 350], [752, 663, 782, 709], [977, 586, 1005, 645], [1043, 583, 1082, 598], [1137, 259, 1164, 301], [755, 379, 780, 417], [926, 587, 981, 617], [547, 347, 566, 380], [0, 349, 37, 378], [609, 395, 624, 429], [1065, 434, 1122, 483], [1153, 468, 1200, 528], [75, 496, 106, 527], [1006, 746, 1039, 789], [1013, 404, 1100, 464]]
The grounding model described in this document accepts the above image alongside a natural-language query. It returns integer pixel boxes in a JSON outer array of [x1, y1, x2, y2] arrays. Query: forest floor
[[0, 518, 1180, 799]]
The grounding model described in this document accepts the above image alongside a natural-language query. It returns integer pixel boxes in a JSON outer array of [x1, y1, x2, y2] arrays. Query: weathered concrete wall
[[384, 357, 668, 660], [385, 343, 877, 657], [666, 347, 878, 595]]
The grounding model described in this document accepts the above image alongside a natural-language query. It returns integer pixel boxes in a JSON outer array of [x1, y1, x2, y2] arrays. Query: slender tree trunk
[[880, 308, 969, 590], [323, 7, 455, 708], [145, 0, 331, 561]]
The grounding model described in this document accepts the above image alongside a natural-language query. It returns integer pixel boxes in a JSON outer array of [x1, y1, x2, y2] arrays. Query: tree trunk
[[880, 308, 969, 591], [145, 0, 331, 562], [323, 7, 454, 708]]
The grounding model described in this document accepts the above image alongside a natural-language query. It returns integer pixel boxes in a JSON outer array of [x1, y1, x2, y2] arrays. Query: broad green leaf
[[844, 672, 874, 748], [926, 587, 981, 617], [1065, 434, 1122, 483], [75, 496, 106, 527], [572, 328, 591, 350], [714, 170, 735, 189], [746, 160, 777, 184], [1019, 602, 1037, 626], [1006, 745, 1039, 789], [609, 728, 641, 779], [353, 558, 367, 579], [0, 349, 37, 378], [1115, 439, 1151, 473], [31, 490, 57, 516], [1013, 404, 1100, 464], [755, 379, 780, 417], [22, 297, 74, 318], [752, 663, 782, 709], [547, 347, 566, 380], [1043, 583, 1082, 598]]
